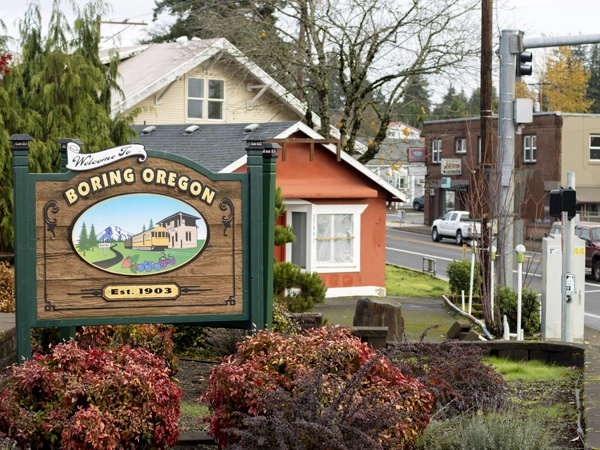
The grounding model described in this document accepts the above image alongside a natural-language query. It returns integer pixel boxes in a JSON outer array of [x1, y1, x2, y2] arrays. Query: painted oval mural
[[71, 194, 209, 276]]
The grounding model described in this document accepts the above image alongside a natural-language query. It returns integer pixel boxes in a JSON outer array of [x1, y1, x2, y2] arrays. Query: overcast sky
[[2, 0, 599, 101]]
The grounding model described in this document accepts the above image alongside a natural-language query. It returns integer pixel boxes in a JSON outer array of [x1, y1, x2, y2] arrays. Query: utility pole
[[497, 31, 600, 290], [96, 16, 147, 44], [479, 0, 494, 329]]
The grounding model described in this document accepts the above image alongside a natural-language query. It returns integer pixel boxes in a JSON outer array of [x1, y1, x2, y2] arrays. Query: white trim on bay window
[[284, 201, 367, 274]]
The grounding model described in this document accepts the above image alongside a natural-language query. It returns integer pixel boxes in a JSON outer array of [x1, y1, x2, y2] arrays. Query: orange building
[[134, 121, 406, 298]]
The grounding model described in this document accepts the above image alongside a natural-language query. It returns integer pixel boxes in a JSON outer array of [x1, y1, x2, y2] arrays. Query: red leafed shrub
[[76, 324, 178, 375], [0, 54, 11, 76], [0, 342, 181, 450], [201, 326, 433, 449]]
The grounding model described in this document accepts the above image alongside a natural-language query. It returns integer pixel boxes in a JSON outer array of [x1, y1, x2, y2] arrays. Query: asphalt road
[[386, 211, 600, 332]]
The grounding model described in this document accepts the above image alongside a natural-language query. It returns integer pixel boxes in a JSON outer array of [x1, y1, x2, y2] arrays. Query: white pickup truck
[[431, 210, 481, 245]]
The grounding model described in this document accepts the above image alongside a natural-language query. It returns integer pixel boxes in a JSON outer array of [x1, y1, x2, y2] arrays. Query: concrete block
[[447, 320, 471, 339], [352, 326, 388, 350]]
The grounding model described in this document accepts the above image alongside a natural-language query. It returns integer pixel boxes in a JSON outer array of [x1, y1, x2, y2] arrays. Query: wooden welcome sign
[[11, 135, 276, 360]]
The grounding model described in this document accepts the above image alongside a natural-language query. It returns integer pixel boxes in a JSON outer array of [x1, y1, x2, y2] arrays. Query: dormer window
[[187, 77, 225, 120]]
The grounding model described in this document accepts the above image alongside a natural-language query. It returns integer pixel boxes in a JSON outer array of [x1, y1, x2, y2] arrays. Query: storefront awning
[[576, 186, 600, 204]]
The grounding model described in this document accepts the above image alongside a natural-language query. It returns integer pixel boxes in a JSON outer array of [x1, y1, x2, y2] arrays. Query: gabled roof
[[111, 38, 357, 150], [133, 121, 297, 173], [132, 121, 406, 202]]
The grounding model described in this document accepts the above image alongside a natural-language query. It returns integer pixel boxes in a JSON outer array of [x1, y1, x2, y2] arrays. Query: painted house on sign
[[106, 38, 406, 297], [156, 212, 201, 249]]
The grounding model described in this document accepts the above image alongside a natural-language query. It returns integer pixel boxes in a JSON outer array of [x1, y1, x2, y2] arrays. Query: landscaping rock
[[352, 298, 403, 341]]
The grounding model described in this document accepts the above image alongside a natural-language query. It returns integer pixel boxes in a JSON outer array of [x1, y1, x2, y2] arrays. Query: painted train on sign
[[124, 226, 169, 251]]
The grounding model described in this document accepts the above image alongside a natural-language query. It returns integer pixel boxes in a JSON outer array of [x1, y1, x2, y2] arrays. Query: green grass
[[179, 401, 210, 432], [314, 265, 458, 342], [180, 401, 209, 418], [385, 264, 450, 298], [484, 356, 577, 382]]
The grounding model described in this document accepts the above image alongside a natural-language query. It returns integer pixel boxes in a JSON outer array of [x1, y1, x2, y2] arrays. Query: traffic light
[[516, 51, 533, 79]]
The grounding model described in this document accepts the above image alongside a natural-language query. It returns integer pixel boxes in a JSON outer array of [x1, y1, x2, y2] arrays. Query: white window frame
[[431, 139, 442, 163], [524, 135, 537, 163], [590, 135, 600, 161], [186, 77, 225, 121], [285, 201, 367, 273], [455, 138, 467, 154]]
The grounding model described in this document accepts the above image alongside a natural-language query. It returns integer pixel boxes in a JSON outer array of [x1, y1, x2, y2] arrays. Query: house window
[[590, 135, 600, 161], [455, 138, 466, 154], [187, 78, 204, 118], [187, 77, 225, 120], [317, 214, 355, 266], [208, 79, 224, 119], [286, 202, 367, 273], [524, 135, 537, 162], [432, 139, 442, 163]]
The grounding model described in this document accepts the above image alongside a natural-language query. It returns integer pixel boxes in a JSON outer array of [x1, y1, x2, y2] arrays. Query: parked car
[[431, 210, 481, 246], [575, 222, 600, 281], [413, 196, 424, 211], [548, 221, 562, 236]]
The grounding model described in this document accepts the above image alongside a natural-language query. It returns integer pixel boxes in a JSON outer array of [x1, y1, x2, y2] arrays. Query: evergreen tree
[[149, 219, 154, 230], [0, 0, 138, 252], [88, 224, 99, 249], [467, 88, 481, 116], [432, 85, 468, 120], [586, 45, 600, 113], [274, 187, 295, 246], [395, 75, 431, 129], [77, 222, 90, 256]]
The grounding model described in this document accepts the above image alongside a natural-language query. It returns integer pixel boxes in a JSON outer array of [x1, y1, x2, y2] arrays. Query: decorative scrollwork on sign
[[44, 200, 59, 237], [219, 198, 237, 306], [43, 200, 60, 311], [220, 198, 234, 236]]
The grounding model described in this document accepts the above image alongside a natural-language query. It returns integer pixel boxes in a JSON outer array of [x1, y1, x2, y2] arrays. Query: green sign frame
[[11, 135, 276, 361]]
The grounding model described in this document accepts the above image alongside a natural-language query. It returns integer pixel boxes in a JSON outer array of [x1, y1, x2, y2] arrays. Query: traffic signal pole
[[497, 31, 600, 291]]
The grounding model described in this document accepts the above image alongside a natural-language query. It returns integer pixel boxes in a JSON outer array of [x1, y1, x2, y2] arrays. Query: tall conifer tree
[[0, 0, 138, 252]]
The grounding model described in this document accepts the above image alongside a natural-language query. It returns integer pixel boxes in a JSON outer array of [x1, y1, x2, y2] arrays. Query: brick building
[[423, 113, 600, 239]]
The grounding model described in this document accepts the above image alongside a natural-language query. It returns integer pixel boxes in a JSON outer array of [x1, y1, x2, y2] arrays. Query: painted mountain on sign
[[96, 225, 134, 242]]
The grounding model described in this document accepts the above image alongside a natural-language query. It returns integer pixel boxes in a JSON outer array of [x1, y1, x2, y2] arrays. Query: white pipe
[[468, 248, 476, 315], [461, 290, 465, 311], [443, 296, 492, 340], [517, 261, 523, 340], [490, 258, 495, 322]]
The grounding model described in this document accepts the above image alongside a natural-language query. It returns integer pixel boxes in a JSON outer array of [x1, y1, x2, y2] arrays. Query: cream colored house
[[104, 37, 352, 146], [561, 114, 600, 219]]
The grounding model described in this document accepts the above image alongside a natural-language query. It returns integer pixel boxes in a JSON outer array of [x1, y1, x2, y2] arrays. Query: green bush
[[171, 324, 214, 358], [0, 342, 181, 449], [446, 260, 481, 297], [498, 285, 541, 336], [273, 261, 327, 312], [414, 405, 560, 449], [202, 326, 433, 448]]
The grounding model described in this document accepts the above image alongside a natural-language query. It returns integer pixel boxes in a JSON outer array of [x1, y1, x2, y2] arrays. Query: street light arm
[[523, 34, 600, 49]]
